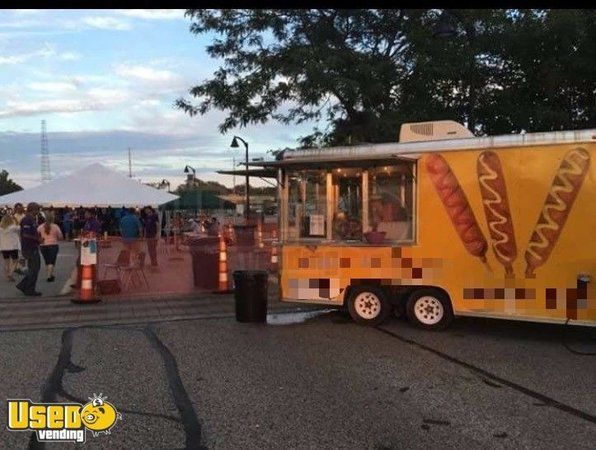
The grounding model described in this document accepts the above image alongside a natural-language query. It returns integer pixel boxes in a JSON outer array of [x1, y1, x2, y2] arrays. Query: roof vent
[[399, 120, 473, 143]]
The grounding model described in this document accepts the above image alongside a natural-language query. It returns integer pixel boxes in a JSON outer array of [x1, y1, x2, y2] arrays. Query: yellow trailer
[[257, 121, 596, 329]]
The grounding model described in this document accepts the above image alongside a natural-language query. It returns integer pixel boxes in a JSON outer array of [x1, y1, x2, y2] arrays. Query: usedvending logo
[[7, 393, 122, 443]]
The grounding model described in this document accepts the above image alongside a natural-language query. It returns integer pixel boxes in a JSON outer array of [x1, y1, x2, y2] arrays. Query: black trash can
[[233, 270, 268, 322], [188, 236, 220, 289]]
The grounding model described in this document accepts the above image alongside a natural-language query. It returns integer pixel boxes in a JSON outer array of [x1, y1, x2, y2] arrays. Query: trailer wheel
[[347, 286, 391, 326], [406, 288, 453, 330]]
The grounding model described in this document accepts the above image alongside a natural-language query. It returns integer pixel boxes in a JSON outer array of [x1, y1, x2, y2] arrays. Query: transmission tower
[[40, 120, 51, 183]]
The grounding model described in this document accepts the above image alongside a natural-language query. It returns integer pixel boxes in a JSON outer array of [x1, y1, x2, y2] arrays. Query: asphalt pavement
[[0, 310, 594, 449]]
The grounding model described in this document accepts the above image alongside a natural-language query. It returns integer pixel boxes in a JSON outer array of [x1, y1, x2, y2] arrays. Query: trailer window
[[287, 170, 327, 240], [367, 164, 414, 242], [332, 168, 363, 241]]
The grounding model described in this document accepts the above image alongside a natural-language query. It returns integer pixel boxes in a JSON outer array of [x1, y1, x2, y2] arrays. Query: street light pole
[[232, 156, 236, 194], [184, 165, 196, 186], [230, 136, 250, 222]]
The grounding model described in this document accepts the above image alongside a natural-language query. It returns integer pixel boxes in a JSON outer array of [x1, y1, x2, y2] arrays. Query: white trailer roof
[[253, 128, 596, 168]]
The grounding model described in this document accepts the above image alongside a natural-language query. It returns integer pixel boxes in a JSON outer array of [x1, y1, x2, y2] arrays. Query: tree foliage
[[0, 169, 22, 196], [176, 9, 596, 146], [174, 178, 230, 195]]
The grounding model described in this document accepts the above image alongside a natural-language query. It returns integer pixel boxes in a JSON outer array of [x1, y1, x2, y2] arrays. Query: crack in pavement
[[28, 325, 205, 450], [375, 326, 596, 425]]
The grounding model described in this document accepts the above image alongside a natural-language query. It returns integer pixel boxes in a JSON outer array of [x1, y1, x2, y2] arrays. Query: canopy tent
[[162, 190, 235, 210], [0, 163, 178, 208]]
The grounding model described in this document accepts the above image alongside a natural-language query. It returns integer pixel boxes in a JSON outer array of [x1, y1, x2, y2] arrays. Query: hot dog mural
[[425, 154, 491, 271], [420, 145, 593, 324], [427, 148, 591, 280], [525, 147, 590, 278], [477, 151, 517, 277]]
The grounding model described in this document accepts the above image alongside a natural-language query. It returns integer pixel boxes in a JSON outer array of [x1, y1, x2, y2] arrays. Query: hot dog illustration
[[426, 154, 490, 268], [477, 151, 517, 277], [525, 147, 590, 278]]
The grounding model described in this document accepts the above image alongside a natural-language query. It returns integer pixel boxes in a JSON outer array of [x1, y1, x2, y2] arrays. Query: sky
[[0, 9, 316, 190]]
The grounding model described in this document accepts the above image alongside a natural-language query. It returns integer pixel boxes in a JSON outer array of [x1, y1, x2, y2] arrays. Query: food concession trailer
[[253, 121, 596, 330]]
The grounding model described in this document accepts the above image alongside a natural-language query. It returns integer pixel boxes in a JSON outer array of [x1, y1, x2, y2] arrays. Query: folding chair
[[121, 251, 150, 290], [102, 249, 130, 280]]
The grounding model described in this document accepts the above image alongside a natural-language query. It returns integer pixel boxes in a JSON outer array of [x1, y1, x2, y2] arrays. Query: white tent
[[0, 163, 178, 208]]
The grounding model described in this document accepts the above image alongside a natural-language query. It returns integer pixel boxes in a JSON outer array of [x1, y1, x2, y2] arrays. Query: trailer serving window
[[332, 168, 362, 241], [368, 165, 414, 242], [287, 170, 327, 240], [283, 160, 415, 244]]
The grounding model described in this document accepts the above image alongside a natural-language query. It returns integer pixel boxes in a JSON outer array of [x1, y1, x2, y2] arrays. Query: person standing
[[171, 212, 183, 251], [82, 209, 102, 238], [37, 212, 64, 282], [0, 214, 20, 281], [16, 202, 42, 296], [143, 206, 159, 267], [13, 203, 25, 224], [12, 203, 27, 274], [207, 216, 220, 236], [62, 207, 73, 241], [120, 207, 142, 259]]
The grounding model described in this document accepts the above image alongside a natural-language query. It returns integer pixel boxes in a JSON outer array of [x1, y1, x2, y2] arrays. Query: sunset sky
[[0, 9, 316, 189]]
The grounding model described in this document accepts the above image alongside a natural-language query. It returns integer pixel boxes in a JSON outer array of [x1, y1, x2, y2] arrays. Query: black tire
[[347, 286, 391, 326], [406, 288, 453, 331]]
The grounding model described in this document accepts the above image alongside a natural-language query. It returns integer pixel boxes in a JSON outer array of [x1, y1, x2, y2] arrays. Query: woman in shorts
[[37, 212, 64, 282], [0, 214, 20, 281]]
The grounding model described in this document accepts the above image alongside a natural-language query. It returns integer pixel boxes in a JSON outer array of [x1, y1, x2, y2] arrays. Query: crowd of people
[[0, 203, 163, 297]]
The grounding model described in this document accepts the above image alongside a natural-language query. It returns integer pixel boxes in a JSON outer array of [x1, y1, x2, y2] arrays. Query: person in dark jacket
[[143, 206, 159, 267], [16, 202, 42, 296]]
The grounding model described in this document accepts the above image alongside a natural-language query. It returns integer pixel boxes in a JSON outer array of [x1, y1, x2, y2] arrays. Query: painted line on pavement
[[375, 326, 596, 425]]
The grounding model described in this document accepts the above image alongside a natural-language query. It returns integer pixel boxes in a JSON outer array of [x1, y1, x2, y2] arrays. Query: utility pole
[[128, 148, 132, 178], [40, 120, 51, 183]]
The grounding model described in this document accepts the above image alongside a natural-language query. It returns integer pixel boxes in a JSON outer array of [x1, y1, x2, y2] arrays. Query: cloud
[[6, 9, 41, 15], [87, 87, 130, 103], [0, 99, 103, 118], [28, 81, 79, 93], [116, 9, 186, 20], [0, 43, 77, 66], [0, 86, 131, 118], [115, 64, 175, 82], [0, 55, 29, 65], [59, 51, 81, 61], [0, 46, 50, 65], [0, 18, 40, 28], [81, 16, 132, 31]]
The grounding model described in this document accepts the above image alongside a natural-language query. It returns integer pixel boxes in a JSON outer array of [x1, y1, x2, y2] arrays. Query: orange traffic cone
[[72, 264, 101, 304], [269, 229, 279, 272], [213, 234, 233, 294]]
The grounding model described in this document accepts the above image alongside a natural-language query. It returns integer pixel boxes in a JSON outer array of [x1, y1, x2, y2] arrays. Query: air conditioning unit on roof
[[399, 120, 473, 143]]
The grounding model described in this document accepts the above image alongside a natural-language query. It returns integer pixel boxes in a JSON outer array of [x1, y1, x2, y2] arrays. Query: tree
[[174, 178, 230, 195], [176, 9, 415, 146], [0, 170, 22, 196], [177, 9, 595, 145]]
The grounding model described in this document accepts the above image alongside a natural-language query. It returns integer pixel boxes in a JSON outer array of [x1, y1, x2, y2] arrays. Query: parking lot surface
[[0, 311, 594, 449]]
